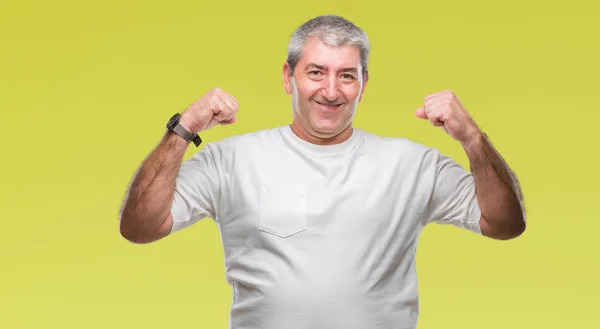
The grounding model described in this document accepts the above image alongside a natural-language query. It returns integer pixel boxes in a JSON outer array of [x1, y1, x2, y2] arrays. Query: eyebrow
[[305, 63, 358, 74]]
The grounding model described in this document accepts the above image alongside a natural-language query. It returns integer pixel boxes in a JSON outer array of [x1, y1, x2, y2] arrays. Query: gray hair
[[286, 15, 370, 81]]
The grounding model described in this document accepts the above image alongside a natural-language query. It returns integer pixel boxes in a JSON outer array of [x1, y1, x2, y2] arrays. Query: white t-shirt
[[170, 125, 482, 329]]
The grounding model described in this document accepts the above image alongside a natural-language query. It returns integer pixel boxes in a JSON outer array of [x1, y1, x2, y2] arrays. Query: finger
[[428, 113, 443, 126], [424, 106, 444, 126], [227, 94, 239, 109], [415, 107, 427, 119], [426, 90, 453, 100], [219, 116, 237, 125], [429, 103, 452, 123], [431, 119, 445, 127], [425, 97, 449, 109], [223, 96, 239, 121], [222, 109, 236, 122], [226, 96, 239, 115], [424, 91, 445, 102], [220, 96, 236, 112], [212, 96, 233, 117], [216, 91, 238, 109], [216, 107, 233, 121]]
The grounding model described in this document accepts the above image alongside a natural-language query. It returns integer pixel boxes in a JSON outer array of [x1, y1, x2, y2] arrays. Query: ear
[[358, 72, 369, 102], [283, 62, 293, 94]]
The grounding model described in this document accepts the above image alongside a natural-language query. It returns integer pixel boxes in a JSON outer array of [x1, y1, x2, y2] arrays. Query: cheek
[[343, 86, 361, 102], [298, 87, 319, 104]]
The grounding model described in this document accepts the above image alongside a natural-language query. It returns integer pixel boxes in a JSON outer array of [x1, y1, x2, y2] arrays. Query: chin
[[310, 120, 345, 136]]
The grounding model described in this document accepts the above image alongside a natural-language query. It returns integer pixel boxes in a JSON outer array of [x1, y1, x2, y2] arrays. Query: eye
[[309, 70, 323, 76], [341, 73, 356, 80]]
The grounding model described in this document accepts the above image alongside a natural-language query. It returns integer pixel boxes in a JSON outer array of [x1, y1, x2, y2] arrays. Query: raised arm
[[416, 90, 526, 240], [461, 132, 525, 239], [119, 132, 189, 243], [119, 88, 239, 243]]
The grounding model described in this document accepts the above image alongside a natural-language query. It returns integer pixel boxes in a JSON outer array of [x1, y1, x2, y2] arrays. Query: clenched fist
[[415, 90, 481, 145], [179, 87, 239, 134]]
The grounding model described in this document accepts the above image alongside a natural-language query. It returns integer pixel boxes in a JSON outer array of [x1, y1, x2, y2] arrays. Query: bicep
[[138, 213, 174, 243]]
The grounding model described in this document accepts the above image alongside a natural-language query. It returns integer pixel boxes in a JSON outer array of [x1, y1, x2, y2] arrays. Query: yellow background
[[1, 0, 598, 328]]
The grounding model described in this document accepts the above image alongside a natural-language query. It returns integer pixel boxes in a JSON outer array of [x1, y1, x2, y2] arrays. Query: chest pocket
[[258, 184, 307, 238]]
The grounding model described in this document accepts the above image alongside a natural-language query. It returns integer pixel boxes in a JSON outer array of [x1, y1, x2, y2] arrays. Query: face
[[283, 37, 368, 140]]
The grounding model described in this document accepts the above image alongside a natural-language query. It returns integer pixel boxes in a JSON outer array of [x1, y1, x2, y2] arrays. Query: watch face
[[166, 113, 181, 129]]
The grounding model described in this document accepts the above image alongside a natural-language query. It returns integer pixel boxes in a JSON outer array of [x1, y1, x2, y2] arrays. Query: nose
[[322, 75, 340, 101]]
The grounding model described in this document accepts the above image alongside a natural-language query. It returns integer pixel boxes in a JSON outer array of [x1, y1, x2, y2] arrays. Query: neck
[[289, 121, 353, 145]]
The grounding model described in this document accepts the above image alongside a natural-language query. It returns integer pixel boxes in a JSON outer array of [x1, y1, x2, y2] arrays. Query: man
[[119, 14, 526, 329]]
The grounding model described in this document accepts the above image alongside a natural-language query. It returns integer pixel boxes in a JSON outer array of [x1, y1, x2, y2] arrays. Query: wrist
[[460, 130, 486, 152], [178, 113, 199, 134], [166, 112, 203, 147], [164, 129, 191, 149]]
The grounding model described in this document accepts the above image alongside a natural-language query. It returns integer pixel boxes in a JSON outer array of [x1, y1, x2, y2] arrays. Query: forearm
[[462, 132, 526, 239], [119, 131, 189, 241]]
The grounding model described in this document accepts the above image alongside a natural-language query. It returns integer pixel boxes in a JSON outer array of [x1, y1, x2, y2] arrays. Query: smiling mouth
[[314, 101, 342, 109]]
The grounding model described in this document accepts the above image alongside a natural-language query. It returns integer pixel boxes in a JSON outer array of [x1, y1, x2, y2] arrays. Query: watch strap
[[172, 123, 194, 141], [169, 122, 202, 147]]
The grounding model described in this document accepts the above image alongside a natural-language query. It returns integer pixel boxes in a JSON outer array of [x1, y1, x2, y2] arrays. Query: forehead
[[298, 37, 361, 70]]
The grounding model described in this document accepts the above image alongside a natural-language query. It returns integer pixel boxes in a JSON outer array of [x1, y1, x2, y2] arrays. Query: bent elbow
[[119, 214, 148, 244], [503, 217, 527, 240], [118, 213, 171, 244], [504, 219, 526, 240], [481, 214, 526, 240], [119, 220, 143, 244], [120, 228, 143, 244], [509, 209, 527, 238]]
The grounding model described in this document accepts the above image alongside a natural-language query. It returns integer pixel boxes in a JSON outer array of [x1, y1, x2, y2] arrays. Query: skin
[[282, 37, 368, 145], [284, 37, 526, 240], [415, 91, 526, 239], [119, 37, 525, 243], [119, 88, 239, 243]]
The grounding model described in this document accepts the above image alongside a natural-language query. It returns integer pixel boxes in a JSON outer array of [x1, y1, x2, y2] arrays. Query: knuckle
[[221, 101, 232, 110], [219, 105, 230, 114]]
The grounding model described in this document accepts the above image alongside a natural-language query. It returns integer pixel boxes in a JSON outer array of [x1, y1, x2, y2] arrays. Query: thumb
[[415, 107, 427, 119]]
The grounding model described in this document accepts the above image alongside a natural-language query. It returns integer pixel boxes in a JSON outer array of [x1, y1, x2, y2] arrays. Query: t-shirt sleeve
[[169, 144, 221, 234], [424, 149, 482, 234]]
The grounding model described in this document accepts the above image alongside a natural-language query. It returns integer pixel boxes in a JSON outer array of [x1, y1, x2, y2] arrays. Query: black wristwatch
[[166, 113, 202, 147]]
